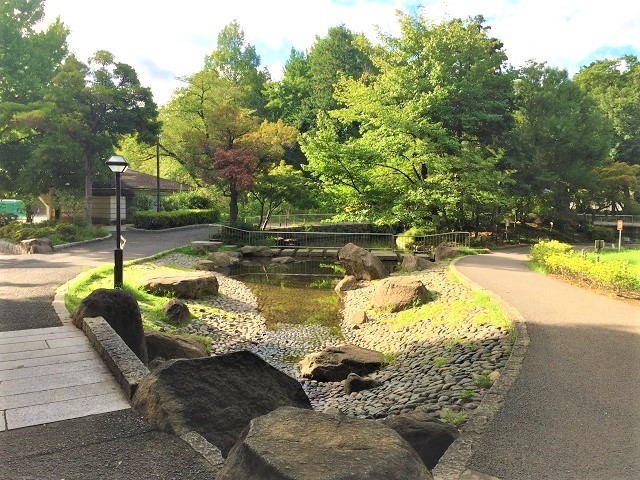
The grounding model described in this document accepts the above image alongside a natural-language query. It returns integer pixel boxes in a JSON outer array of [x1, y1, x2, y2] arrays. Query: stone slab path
[[0, 325, 129, 430]]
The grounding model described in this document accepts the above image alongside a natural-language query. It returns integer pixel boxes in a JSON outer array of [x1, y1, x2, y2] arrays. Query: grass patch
[[440, 408, 466, 427], [382, 352, 398, 366], [460, 389, 475, 400], [433, 356, 450, 368], [473, 374, 493, 389]]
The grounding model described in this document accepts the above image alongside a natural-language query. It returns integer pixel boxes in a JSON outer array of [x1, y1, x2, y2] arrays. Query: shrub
[[396, 226, 434, 250], [132, 194, 154, 212], [0, 221, 108, 245], [529, 240, 640, 294], [0, 213, 17, 227], [160, 191, 215, 211], [133, 209, 219, 230]]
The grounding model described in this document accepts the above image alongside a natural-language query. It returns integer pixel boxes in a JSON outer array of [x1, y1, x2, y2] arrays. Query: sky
[[41, 0, 640, 106]]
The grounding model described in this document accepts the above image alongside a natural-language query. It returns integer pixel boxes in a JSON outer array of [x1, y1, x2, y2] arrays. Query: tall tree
[[205, 20, 269, 116]]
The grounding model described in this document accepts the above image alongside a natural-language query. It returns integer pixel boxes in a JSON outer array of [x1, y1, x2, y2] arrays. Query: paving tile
[[0, 410, 5, 431], [5, 392, 130, 429], [0, 350, 97, 372], [0, 340, 49, 354], [0, 380, 122, 410], [0, 329, 79, 346], [0, 325, 77, 340], [0, 343, 92, 363], [46, 336, 91, 348], [0, 358, 105, 382], [0, 369, 111, 397]]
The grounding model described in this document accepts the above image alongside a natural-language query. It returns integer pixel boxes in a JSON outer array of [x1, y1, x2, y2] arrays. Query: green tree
[[205, 20, 269, 116]]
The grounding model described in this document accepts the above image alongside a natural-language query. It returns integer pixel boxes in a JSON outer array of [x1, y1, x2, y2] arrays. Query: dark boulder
[[381, 410, 458, 470], [434, 242, 466, 261], [218, 407, 433, 480], [71, 288, 148, 364], [162, 298, 191, 324], [144, 331, 207, 361], [338, 243, 388, 281], [344, 372, 382, 394], [401, 255, 434, 272], [299, 344, 384, 382], [20, 237, 53, 254], [132, 351, 311, 456]]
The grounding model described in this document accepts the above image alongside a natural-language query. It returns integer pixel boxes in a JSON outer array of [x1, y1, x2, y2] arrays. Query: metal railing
[[242, 213, 336, 229], [210, 224, 470, 251], [579, 214, 640, 225]]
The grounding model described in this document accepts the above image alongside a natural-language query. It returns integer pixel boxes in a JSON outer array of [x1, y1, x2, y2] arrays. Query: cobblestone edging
[[54, 233, 112, 250], [432, 258, 530, 480]]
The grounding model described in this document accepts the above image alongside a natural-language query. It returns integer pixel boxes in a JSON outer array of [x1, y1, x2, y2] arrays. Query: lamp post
[[105, 155, 129, 288], [156, 134, 161, 212]]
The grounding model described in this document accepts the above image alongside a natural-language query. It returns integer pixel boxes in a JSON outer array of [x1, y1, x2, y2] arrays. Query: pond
[[228, 260, 344, 335]]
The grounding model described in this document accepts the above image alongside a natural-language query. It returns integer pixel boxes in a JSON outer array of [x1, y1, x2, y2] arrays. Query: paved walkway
[[456, 248, 640, 480]]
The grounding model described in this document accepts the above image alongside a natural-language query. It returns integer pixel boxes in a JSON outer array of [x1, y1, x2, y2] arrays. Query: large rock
[[271, 256, 294, 264], [132, 351, 311, 456], [381, 410, 458, 470], [343, 372, 382, 394], [371, 277, 429, 313], [144, 331, 207, 362], [191, 240, 222, 253], [338, 243, 388, 281], [239, 245, 273, 257], [434, 242, 466, 261], [218, 407, 433, 480], [20, 237, 53, 254], [142, 272, 218, 299], [401, 255, 434, 272], [207, 252, 240, 268], [162, 298, 191, 324], [71, 288, 148, 364], [334, 274, 357, 300], [299, 344, 384, 382]]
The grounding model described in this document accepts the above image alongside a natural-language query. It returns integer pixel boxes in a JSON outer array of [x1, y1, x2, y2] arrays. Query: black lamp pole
[[106, 155, 129, 289], [114, 169, 123, 288], [156, 135, 161, 212]]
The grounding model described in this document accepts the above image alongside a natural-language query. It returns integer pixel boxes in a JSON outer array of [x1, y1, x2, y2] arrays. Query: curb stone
[[432, 258, 530, 480], [126, 223, 218, 233], [54, 233, 112, 250]]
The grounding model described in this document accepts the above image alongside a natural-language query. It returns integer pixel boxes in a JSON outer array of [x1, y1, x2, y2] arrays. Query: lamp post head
[[106, 155, 129, 174]]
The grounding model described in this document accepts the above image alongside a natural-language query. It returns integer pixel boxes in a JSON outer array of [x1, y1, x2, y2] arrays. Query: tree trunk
[[84, 152, 93, 226], [229, 185, 239, 225]]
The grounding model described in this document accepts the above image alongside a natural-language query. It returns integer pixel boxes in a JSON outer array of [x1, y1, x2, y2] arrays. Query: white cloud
[[41, 0, 640, 105]]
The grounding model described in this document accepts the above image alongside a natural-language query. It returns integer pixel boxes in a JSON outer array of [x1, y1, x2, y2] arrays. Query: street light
[[105, 155, 129, 288], [156, 134, 162, 212]]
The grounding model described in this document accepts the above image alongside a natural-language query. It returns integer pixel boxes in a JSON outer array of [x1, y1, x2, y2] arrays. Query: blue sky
[[42, 0, 639, 106]]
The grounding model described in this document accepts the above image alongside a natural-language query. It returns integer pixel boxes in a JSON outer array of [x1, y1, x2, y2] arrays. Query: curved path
[[456, 247, 640, 480], [0, 227, 210, 331]]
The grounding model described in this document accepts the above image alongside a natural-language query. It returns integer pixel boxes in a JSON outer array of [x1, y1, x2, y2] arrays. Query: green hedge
[[529, 240, 640, 294], [0, 221, 109, 245], [133, 209, 219, 230]]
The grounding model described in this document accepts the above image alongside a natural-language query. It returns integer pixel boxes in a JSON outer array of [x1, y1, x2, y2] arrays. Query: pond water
[[229, 260, 344, 334]]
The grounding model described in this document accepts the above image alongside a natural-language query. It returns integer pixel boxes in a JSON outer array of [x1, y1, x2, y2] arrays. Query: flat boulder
[[20, 237, 53, 254], [218, 407, 433, 480], [271, 256, 294, 264], [207, 252, 240, 268], [401, 255, 434, 272], [434, 242, 466, 261], [372, 277, 429, 313], [338, 243, 388, 281], [191, 240, 222, 253], [381, 410, 458, 470], [142, 272, 218, 299], [144, 331, 207, 361], [299, 344, 384, 382], [344, 372, 382, 394], [132, 351, 311, 456], [163, 298, 191, 324], [239, 245, 273, 257], [71, 288, 148, 364], [349, 310, 368, 326]]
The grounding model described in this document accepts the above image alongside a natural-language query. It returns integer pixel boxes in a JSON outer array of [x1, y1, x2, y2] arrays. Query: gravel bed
[[148, 253, 512, 422]]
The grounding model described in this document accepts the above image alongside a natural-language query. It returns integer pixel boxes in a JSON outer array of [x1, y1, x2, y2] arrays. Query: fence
[[211, 225, 470, 252], [242, 213, 336, 229], [579, 214, 640, 226]]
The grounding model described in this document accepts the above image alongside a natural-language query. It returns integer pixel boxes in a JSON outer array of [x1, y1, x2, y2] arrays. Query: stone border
[[126, 223, 218, 233], [80, 316, 150, 400], [432, 258, 530, 480], [54, 233, 112, 250]]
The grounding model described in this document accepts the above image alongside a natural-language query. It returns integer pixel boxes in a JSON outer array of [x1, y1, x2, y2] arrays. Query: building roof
[[92, 169, 190, 192]]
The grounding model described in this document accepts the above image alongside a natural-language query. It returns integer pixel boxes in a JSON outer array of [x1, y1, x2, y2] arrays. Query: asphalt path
[[456, 248, 640, 480], [0, 227, 210, 332]]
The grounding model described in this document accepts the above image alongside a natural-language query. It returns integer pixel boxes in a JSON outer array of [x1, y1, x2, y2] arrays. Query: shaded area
[[0, 409, 216, 480], [456, 248, 640, 480]]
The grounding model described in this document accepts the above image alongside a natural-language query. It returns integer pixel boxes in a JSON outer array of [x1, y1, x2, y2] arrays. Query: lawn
[[586, 249, 640, 277]]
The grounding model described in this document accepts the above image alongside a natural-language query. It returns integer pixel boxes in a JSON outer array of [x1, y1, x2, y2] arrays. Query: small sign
[[617, 220, 624, 231], [120, 235, 126, 249]]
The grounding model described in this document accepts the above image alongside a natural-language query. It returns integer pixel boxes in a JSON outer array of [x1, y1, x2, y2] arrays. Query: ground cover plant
[[529, 240, 640, 296], [0, 220, 109, 245]]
